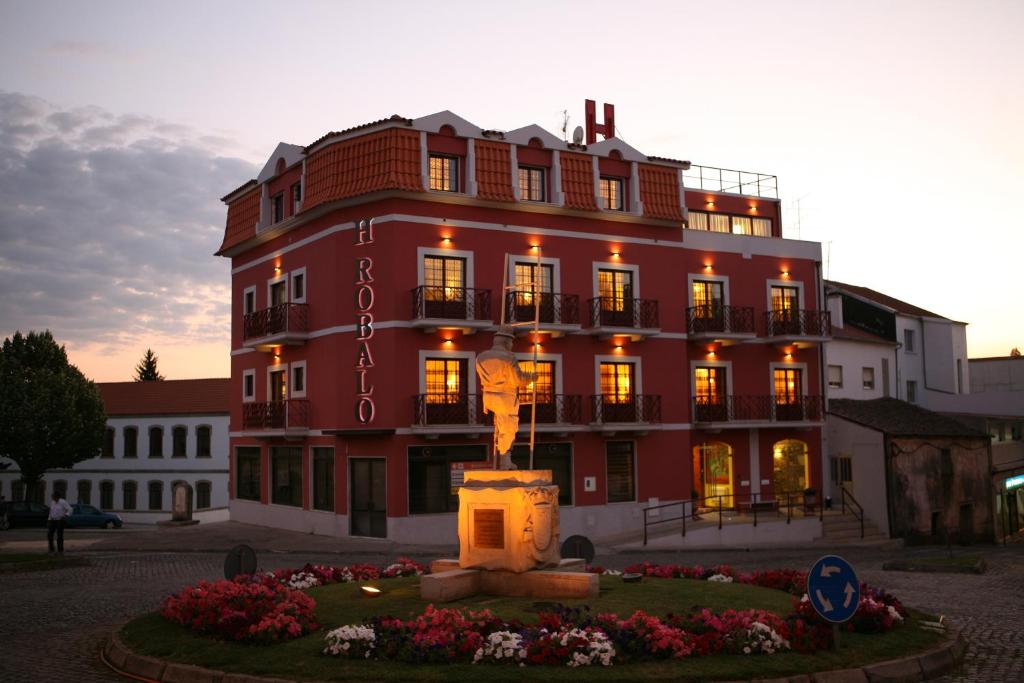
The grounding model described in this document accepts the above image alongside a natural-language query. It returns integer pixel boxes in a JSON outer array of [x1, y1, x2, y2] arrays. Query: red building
[[218, 103, 829, 544]]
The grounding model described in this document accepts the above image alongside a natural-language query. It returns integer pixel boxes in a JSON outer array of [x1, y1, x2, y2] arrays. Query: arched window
[[196, 481, 212, 510], [692, 442, 734, 502], [149, 426, 164, 458], [123, 481, 138, 511], [123, 426, 138, 458], [772, 439, 810, 494], [172, 425, 187, 457], [102, 427, 115, 458], [100, 481, 114, 510], [77, 480, 92, 505], [148, 481, 163, 511]]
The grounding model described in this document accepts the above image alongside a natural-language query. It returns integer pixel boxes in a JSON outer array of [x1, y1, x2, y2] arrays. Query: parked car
[[0, 501, 50, 530], [66, 504, 123, 529]]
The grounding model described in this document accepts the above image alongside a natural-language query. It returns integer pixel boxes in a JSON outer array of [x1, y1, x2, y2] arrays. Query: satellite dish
[[572, 126, 584, 145]]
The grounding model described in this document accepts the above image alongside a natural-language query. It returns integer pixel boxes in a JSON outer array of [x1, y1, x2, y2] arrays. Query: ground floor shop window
[[271, 446, 303, 507], [511, 442, 572, 506], [773, 439, 810, 493], [408, 444, 488, 514], [236, 447, 261, 501], [313, 447, 334, 512], [606, 441, 636, 503]]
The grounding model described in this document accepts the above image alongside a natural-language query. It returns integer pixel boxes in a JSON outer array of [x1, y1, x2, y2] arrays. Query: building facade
[[0, 379, 230, 524], [220, 104, 830, 544]]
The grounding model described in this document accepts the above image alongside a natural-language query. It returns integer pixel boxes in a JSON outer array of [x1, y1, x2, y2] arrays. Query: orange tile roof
[[220, 187, 261, 252], [639, 164, 683, 221], [305, 115, 413, 153], [560, 152, 597, 211], [97, 379, 230, 416], [474, 140, 515, 202], [302, 128, 423, 213]]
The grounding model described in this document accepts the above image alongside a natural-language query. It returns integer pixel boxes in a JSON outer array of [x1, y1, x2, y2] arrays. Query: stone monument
[[420, 328, 598, 601], [157, 482, 199, 526]]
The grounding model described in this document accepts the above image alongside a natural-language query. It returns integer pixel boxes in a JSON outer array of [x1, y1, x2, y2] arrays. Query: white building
[[0, 378, 230, 524]]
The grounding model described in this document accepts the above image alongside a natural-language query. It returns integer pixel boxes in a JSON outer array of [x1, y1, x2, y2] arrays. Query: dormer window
[[271, 193, 284, 223], [600, 176, 624, 211], [291, 182, 301, 213], [518, 166, 546, 202], [429, 154, 459, 192]]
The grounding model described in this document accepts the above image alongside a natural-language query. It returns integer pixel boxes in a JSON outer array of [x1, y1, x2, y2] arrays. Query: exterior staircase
[[817, 510, 892, 545]]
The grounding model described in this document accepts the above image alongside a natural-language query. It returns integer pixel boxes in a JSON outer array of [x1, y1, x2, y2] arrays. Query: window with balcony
[[123, 426, 137, 458], [862, 367, 875, 390], [511, 261, 554, 322], [270, 279, 287, 307], [271, 446, 302, 507], [828, 365, 843, 389], [408, 444, 488, 514], [172, 425, 187, 458], [597, 268, 634, 325], [518, 360, 554, 404], [606, 441, 636, 503], [271, 193, 284, 223], [694, 366, 727, 421], [424, 358, 467, 420], [423, 254, 467, 317], [269, 369, 287, 402], [148, 426, 163, 458], [518, 166, 546, 201], [196, 425, 211, 458], [236, 447, 261, 501], [599, 361, 637, 422], [692, 280, 724, 319], [429, 154, 459, 192], [102, 427, 114, 458], [774, 368, 803, 420], [313, 447, 334, 512], [123, 481, 137, 510], [599, 176, 624, 211]]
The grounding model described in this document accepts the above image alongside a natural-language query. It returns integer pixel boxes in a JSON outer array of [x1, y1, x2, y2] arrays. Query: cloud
[[0, 91, 257, 359]]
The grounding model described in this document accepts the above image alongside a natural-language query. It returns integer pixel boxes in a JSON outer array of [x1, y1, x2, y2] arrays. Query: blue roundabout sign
[[807, 554, 860, 624]]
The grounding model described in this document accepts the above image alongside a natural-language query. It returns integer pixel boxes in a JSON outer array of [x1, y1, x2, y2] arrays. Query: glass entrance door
[[692, 442, 734, 504], [350, 458, 387, 538]]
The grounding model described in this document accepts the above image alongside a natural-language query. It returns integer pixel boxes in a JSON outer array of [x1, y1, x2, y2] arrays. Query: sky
[[0, 0, 1021, 382]]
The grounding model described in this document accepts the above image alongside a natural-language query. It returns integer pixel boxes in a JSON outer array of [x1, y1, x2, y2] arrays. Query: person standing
[[47, 492, 72, 554]]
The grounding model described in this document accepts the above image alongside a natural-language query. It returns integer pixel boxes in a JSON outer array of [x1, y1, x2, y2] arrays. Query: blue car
[[66, 503, 123, 529]]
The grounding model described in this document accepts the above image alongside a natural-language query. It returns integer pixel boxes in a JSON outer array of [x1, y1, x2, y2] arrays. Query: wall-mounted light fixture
[[610, 249, 622, 258], [780, 269, 790, 277], [530, 244, 540, 251], [703, 263, 713, 270], [441, 237, 452, 245], [273, 264, 282, 274]]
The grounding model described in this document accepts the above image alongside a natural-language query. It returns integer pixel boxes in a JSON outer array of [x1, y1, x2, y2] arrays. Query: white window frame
[[769, 362, 811, 398], [904, 329, 916, 353], [290, 267, 307, 304], [243, 285, 257, 315], [242, 369, 256, 403], [687, 272, 730, 307], [862, 367, 875, 390], [418, 350, 477, 395], [266, 273, 288, 307], [828, 365, 843, 389], [689, 359, 735, 399], [765, 279, 805, 312], [267, 364, 289, 402], [592, 261, 640, 298], [417, 246, 475, 289], [291, 360, 307, 398]]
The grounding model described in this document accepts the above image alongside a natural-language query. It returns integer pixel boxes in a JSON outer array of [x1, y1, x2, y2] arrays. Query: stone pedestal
[[458, 470, 560, 573]]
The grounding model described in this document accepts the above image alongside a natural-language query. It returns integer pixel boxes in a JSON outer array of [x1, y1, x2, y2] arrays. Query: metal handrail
[[241, 399, 310, 430], [411, 286, 491, 321], [505, 291, 580, 326], [590, 395, 662, 424], [686, 305, 755, 335], [641, 492, 788, 545], [243, 303, 309, 340], [840, 486, 865, 539], [587, 297, 659, 329], [691, 395, 826, 423], [763, 309, 833, 338], [682, 164, 778, 199]]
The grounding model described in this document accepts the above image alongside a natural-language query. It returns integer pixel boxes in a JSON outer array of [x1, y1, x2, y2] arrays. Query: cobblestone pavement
[[1, 534, 1020, 682]]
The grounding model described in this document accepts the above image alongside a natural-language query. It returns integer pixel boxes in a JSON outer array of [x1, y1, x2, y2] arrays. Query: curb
[[104, 623, 966, 683]]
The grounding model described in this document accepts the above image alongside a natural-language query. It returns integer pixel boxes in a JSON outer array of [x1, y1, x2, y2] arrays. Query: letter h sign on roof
[[585, 100, 615, 145]]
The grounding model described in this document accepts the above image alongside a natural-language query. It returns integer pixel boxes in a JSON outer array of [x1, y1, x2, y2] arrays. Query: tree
[[1012, 347, 1022, 358], [0, 331, 107, 497], [134, 348, 165, 381]]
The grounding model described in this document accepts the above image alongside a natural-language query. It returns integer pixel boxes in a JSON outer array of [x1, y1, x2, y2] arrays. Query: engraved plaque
[[473, 508, 505, 549]]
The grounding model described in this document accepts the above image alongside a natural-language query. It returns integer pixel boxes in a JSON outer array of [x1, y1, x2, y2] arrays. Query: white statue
[[475, 327, 534, 470]]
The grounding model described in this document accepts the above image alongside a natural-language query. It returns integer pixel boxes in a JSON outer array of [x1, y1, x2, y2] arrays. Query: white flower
[[323, 624, 376, 657], [707, 573, 734, 583]]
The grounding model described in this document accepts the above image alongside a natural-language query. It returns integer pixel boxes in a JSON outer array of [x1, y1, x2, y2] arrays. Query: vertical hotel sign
[[354, 219, 375, 423]]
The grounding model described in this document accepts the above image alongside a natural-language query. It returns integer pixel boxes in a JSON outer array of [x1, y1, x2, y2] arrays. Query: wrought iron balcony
[[763, 309, 832, 339], [516, 394, 584, 425], [242, 399, 310, 430], [504, 291, 581, 328], [243, 303, 309, 349], [411, 286, 491, 324], [590, 395, 662, 425], [413, 394, 486, 426], [691, 395, 825, 424], [686, 305, 755, 337], [587, 297, 660, 331]]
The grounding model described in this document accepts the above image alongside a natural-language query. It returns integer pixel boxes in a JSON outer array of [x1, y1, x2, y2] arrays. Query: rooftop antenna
[[560, 110, 570, 142]]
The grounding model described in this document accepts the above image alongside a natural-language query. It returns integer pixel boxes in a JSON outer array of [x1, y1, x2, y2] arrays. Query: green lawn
[[0, 552, 89, 573], [121, 576, 946, 682]]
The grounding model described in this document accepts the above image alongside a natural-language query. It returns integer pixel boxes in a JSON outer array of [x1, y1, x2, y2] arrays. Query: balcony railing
[[243, 303, 309, 341], [590, 395, 662, 424], [516, 394, 584, 425], [764, 309, 832, 338], [691, 395, 825, 423], [682, 164, 778, 199], [413, 394, 486, 426], [505, 291, 580, 326], [412, 286, 491, 321], [588, 297, 659, 329], [242, 399, 310, 430], [686, 305, 755, 336]]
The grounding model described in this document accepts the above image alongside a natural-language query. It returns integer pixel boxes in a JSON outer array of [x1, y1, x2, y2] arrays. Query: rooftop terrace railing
[[683, 165, 778, 199]]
